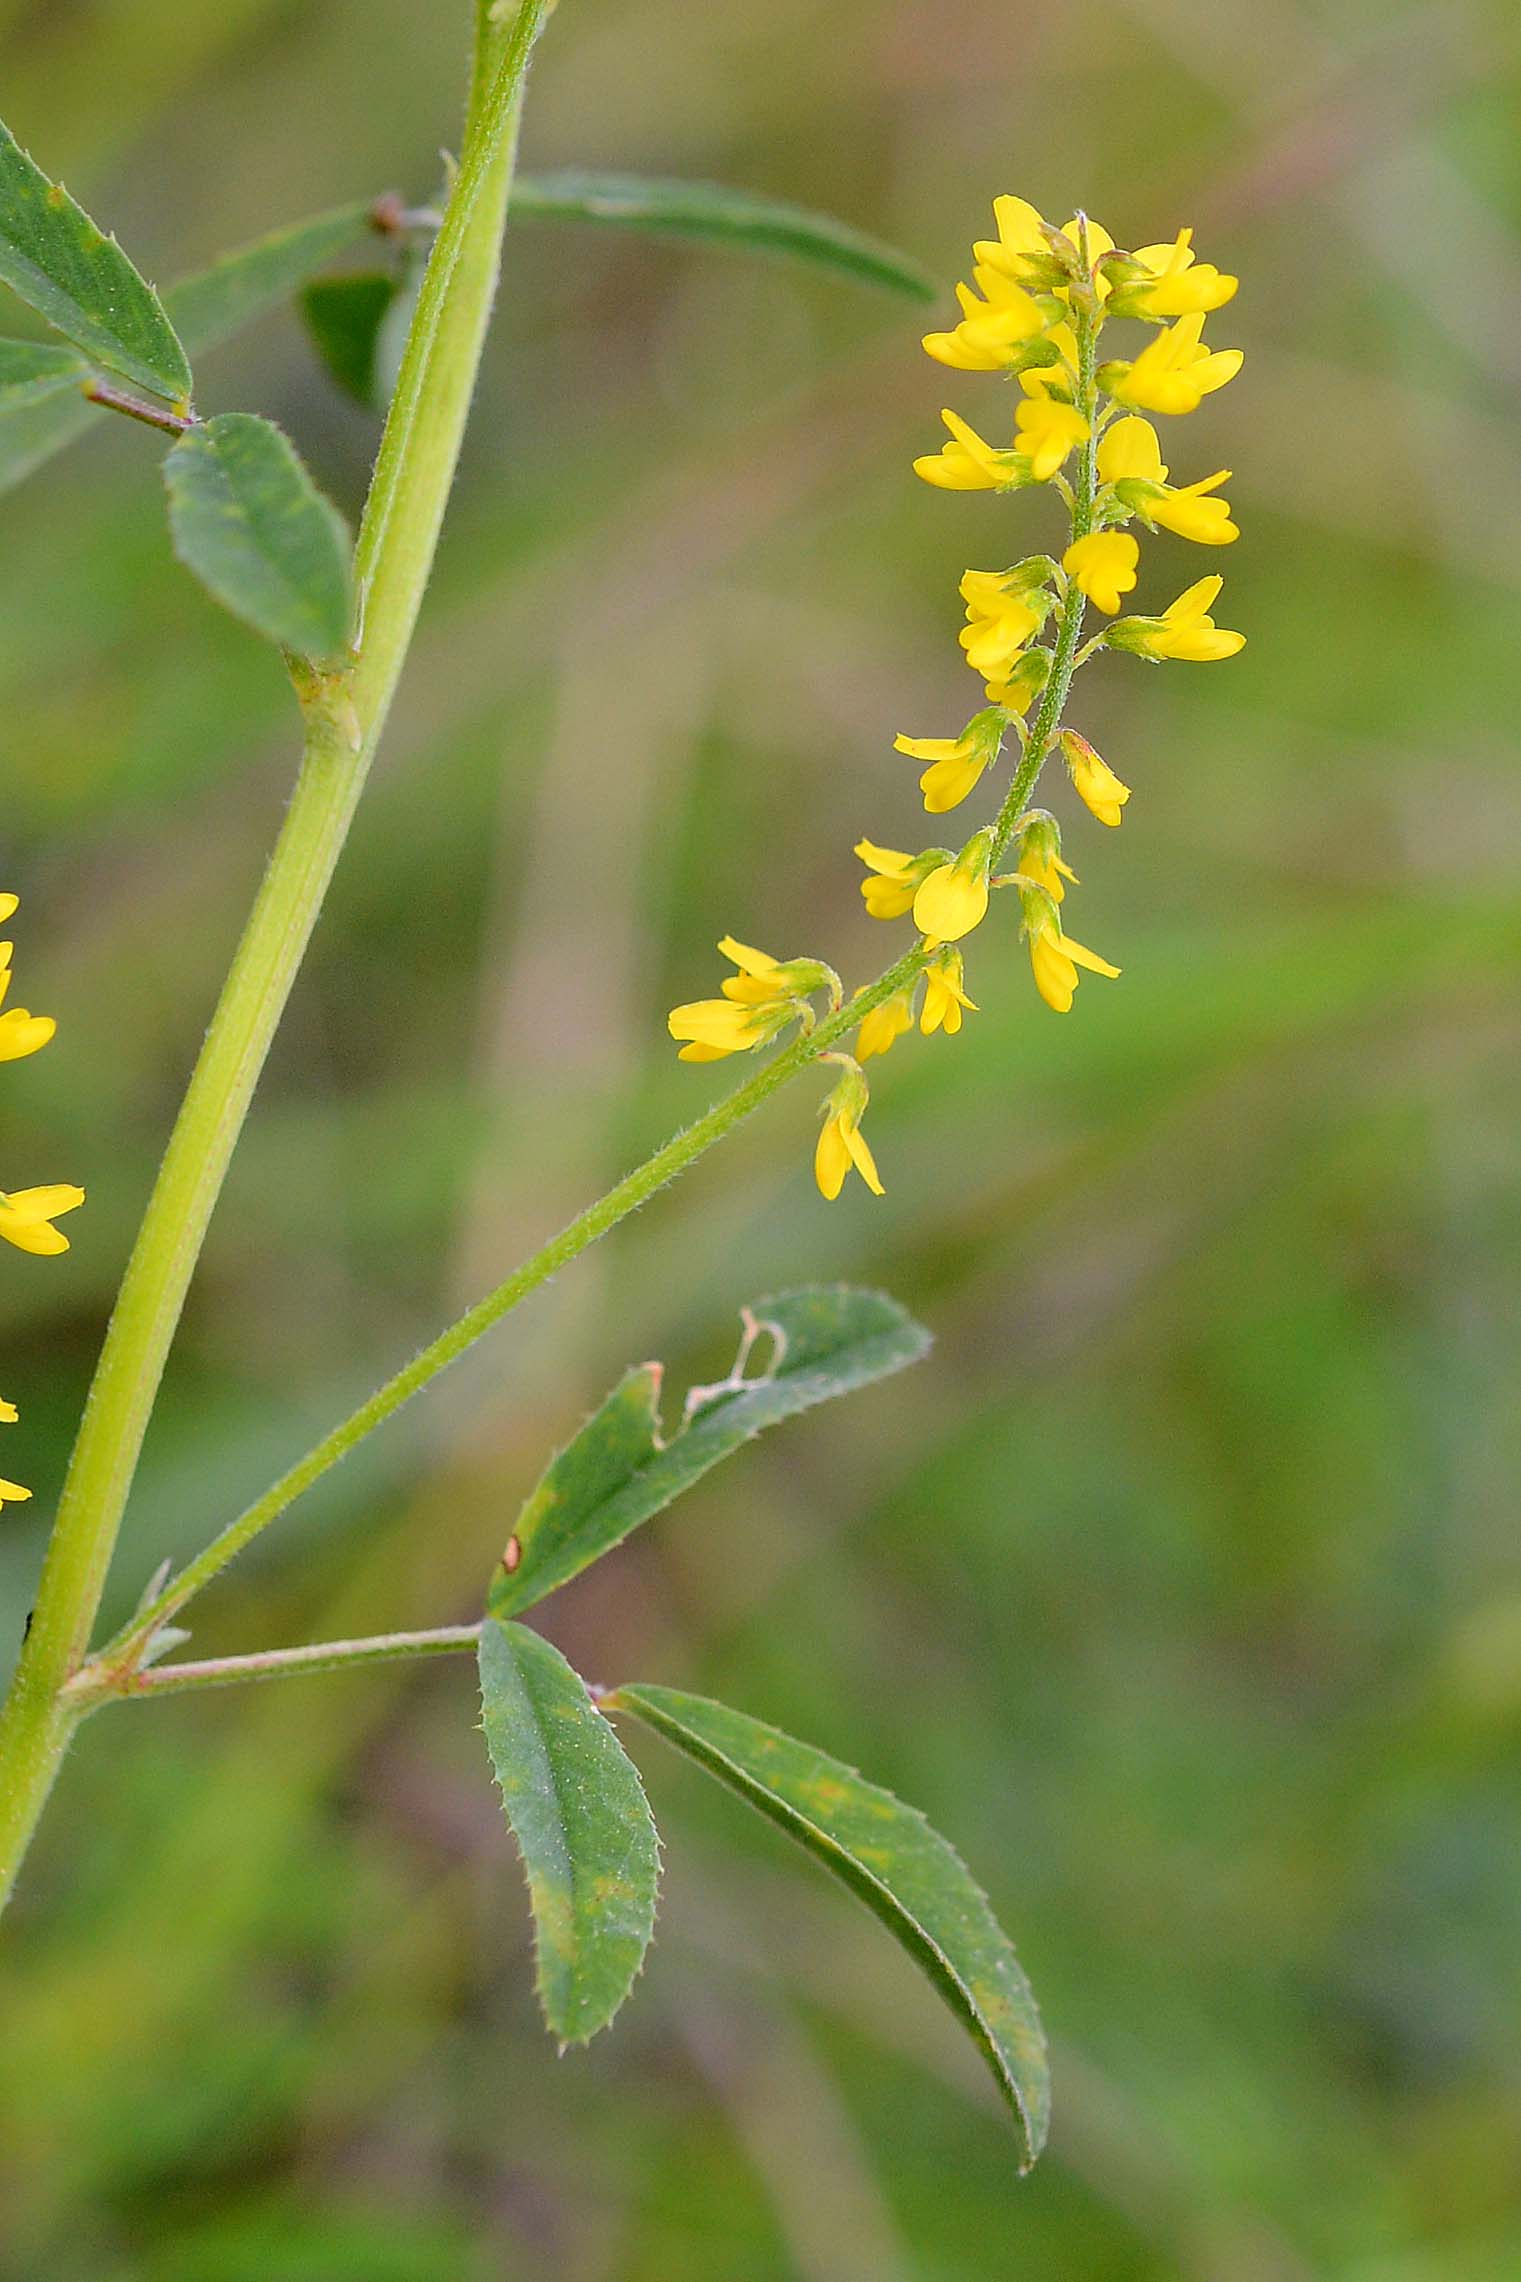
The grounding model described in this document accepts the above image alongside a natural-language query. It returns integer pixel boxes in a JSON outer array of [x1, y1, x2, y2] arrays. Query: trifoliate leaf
[[479, 1618, 660, 2043], [162, 412, 352, 661]]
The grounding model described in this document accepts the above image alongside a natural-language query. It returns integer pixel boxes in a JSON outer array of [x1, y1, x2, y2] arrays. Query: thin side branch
[[69, 1622, 484, 1705]]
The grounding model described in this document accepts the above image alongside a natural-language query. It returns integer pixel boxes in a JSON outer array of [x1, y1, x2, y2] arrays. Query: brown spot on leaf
[[502, 1534, 522, 1573]]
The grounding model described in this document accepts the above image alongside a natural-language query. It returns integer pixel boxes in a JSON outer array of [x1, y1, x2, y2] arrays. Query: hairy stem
[[0, 0, 551, 1915]]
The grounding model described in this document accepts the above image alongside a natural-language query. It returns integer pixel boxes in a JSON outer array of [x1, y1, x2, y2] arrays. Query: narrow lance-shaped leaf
[[163, 412, 353, 661], [489, 1286, 931, 1620], [479, 1618, 660, 2043], [0, 115, 190, 402], [611, 1684, 1050, 2169], [0, 200, 373, 498], [510, 170, 935, 300]]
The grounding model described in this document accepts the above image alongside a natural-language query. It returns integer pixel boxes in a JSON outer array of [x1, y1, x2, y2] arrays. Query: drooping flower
[[920, 950, 977, 1037], [855, 839, 948, 920], [1108, 574, 1245, 662], [0, 1183, 86, 1256], [957, 571, 1043, 682], [1101, 312, 1242, 417], [1019, 892, 1122, 1014], [1096, 416, 1237, 544], [667, 937, 836, 1062], [1014, 812, 1078, 904], [1060, 732, 1131, 827], [912, 829, 994, 946], [1063, 530, 1139, 614], [894, 707, 1006, 814], [814, 1059, 884, 1201], [913, 409, 1024, 492], [856, 987, 915, 1062]]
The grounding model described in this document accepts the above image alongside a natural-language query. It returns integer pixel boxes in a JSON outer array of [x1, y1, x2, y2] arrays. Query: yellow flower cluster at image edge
[[668, 196, 1244, 1198], [0, 893, 85, 1504]]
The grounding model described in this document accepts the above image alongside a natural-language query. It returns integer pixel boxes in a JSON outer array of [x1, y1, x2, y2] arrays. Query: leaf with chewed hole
[[609, 1684, 1050, 2168], [479, 1618, 660, 2043], [163, 412, 353, 660], [0, 115, 190, 401], [488, 1286, 930, 1620]]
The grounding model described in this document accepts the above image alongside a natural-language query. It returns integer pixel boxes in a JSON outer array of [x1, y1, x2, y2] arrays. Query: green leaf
[[489, 1286, 930, 1619], [162, 411, 352, 660], [0, 200, 373, 498], [478, 1618, 660, 2043], [300, 272, 399, 408], [0, 115, 191, 401], [510, 170, 934, 300], [611, 1685, 1050, 2167]]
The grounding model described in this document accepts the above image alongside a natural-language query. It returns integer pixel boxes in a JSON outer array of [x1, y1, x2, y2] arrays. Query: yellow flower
[[1013, 394, 1089, 481], [814, 1060, 884, 1202], [1015, 814, 1079, 904], [1125, 229, 1237, 317], [0, 1397, 15, 1423], [913, 830, 993, 946], [856, 988, 914, 1062], [1109, 574, 1245, 662], [894, 707, 1005, 814], [668, 937, 833, 1061], [0, 894, 17, 924], [972, 195, 1053, 287], [1096, 416, 1237, 544], [983, 650, 1049, 714], [855, 839, 945, 920], [1102, 312, 1243, 417], [923, 267, 1049, 371], [921, 949, 977, 1037], [913, 409, 1022, 492], [1063, 530, 1139, 614], [1024, 905, 1122, 1014], [0, 1183, 86, 1256], [0, 953, 56, 1063], [958, 571, 1042, 682], [1061, 731, 1131, 827]]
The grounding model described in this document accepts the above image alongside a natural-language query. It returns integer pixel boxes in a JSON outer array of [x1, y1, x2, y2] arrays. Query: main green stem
[[0, 0, 551, 1913]]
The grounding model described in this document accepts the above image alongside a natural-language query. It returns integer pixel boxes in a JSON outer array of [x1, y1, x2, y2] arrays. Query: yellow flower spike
[[921, 949, 977, 1037], [855, 838, 946, 921], [1063, 531, 1139, 615], [1101, 311, 1243, 417], [1109, 574, 1245, 662], [1013, 394, 1088, 481], [1125, 229, 1238, 318], [0, 1183, 86, 1257], [856, 988, 915, 1062], [1060, 731, 1131, 827], [913, 829, 994, 947], [814, 1057, 884, 1202], [913, 408, 1023, 492]]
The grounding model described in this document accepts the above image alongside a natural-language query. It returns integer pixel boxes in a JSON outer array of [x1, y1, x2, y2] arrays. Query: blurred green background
[[4, 0, 1521, 2273]]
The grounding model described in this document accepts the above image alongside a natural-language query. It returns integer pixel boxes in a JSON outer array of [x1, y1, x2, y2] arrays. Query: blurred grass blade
[[479, 1618, 660, 2044], [300, 272, 400, 408], [510, 170, 934, 299], [163, 411, 352, 660], [0, 200, 372, 496], [489, 1286, 930, 1620], [611, 1684, 1050, 2168], [0, 115, 191, 401]]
